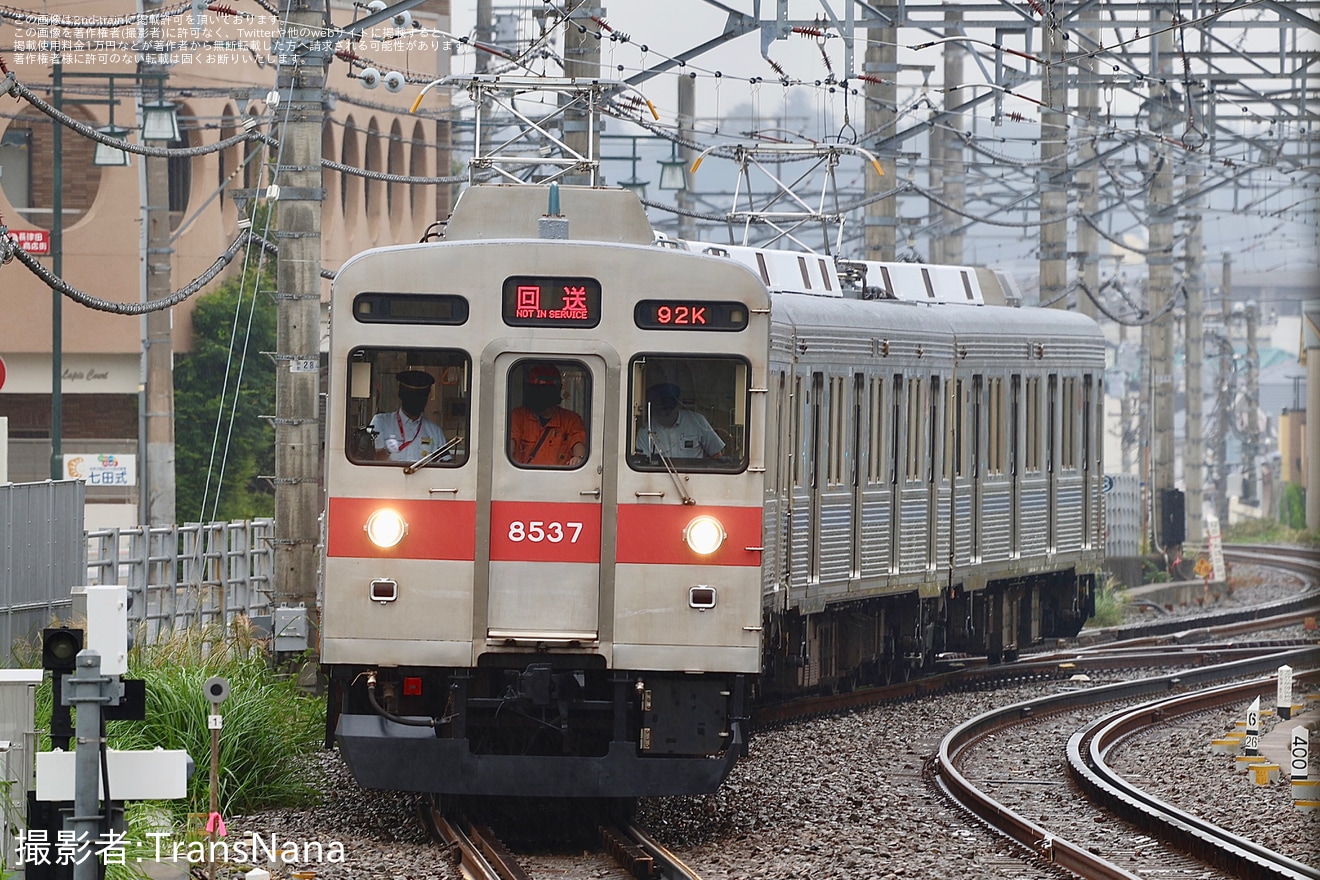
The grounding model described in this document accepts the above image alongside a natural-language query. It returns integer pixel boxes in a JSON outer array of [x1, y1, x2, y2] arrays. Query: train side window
[[905, 377, 924, 482], [868, 376, 885, 485], [986, 377, 1004, 476], [345, 347, 470, 467], [1024, 376, 1041, 474], [507, 360, 592, 469], [628, 354, 750, 473]]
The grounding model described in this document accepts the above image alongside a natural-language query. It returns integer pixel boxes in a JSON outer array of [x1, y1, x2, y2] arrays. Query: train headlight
[[365, 508, 408, 548], [683, 515, 726, 555]]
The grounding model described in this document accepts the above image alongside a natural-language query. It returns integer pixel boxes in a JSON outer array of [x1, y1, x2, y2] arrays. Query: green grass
[[1086, 581, 1127, 628], [18, 621, 325, 819], [1222, 519, 1319, 547]]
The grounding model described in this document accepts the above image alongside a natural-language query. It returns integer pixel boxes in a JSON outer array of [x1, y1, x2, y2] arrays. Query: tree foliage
[[174, 262, 277, 522]]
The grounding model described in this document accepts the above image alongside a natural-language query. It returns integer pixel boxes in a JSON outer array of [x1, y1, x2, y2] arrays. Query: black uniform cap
[[397, 370, 436, 391]]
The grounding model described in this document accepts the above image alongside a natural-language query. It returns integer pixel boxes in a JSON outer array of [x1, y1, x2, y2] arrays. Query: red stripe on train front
[[488, 501, 603, 563], [615, 504, 763, 567], [327, 497, 476, 560]]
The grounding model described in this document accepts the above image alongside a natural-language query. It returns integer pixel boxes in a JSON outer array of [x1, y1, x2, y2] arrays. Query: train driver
[[370, 370, 447, 462], [637, 382, 724, 460], [510, 363, 588, 467]]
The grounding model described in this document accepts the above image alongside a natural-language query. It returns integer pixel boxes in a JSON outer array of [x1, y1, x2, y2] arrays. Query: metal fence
[[1, 481, 277, 661], [0, 481, 86, 663], [85, 520, 276, 643]]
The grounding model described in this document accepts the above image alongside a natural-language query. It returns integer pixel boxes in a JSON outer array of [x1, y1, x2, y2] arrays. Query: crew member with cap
[[370, 370, 447, 462], [510, 363, 588, 467], [637, 382, 724, 459]]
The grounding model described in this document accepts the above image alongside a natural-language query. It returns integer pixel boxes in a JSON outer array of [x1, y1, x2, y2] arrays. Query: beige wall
[[0, 0, 452, 360]]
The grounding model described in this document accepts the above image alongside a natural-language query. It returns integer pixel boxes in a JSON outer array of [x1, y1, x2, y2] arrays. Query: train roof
[[770, 289, 1104, 344]]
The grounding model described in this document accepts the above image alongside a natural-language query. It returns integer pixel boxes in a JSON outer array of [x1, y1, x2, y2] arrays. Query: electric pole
[[1184, 165, 1205, 543], [142, 0, 175, 527], [864, 7, 898, 262], [272, 0, 328, 647], [1039, 3, 1068, 310], [1148, 5, 1177, 551], [562, 1, 603, 185]]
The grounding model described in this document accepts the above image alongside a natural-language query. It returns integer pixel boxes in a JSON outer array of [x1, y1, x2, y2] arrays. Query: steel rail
[[934, 647, 1320, 879], [1068, 671, 1320, 880]]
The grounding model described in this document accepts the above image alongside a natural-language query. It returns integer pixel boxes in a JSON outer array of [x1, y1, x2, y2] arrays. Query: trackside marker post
[[1245, 696, 1261, 757], [1292, 726, 1309, 781], [1276, 665, 1293, 720]]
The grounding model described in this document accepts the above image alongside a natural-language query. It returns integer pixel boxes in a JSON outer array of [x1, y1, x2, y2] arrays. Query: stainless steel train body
[[322, 184, 1104, 799]]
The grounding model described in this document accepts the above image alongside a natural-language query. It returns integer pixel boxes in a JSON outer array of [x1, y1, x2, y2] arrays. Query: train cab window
[[345, 348, 470, 467], [628, 355, 750, 473], [507, 360, 592, 469]]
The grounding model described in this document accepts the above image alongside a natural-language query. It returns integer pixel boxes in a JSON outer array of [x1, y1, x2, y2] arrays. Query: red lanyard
[[395, 411, 423, 450]]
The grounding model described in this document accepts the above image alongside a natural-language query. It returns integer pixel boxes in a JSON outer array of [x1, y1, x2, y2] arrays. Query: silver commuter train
[[322, 184, 1104, 799]]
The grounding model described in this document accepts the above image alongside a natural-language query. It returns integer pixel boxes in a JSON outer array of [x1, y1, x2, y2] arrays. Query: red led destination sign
[[502, 276, 602, 328], [634, 300, 749, 331]]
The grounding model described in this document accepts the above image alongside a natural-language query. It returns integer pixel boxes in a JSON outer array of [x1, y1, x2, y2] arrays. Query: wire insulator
[[857, 74, 888, 85], [335, 48, 360, 62], [1027, 0, 1044, 14], [206, 3, 239, 15], [792, 26, 825, 38], [590, 15, 612, 32], [766, 58, 786, 78]]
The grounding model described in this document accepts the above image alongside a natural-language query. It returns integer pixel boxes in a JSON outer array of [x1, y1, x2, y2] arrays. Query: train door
[[482, 353, 608, 642], [808, 371, 824, 585], [1010, 373, 1021, 558], [970, 374, 982, 564], [1082, 374, 1095, 549], [850, 372, 864, 580], [1047, 373, 1058, 553]]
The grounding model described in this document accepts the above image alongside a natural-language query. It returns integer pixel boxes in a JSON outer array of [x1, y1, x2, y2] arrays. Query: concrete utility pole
[[1215, 253, 1232, 526], [934, 9, 966, 265], [864, 8, 898, 262], [1305, 299, 1320, 529], [562, 1, 603, 186], [676, 75, 697, 240], [1242, 299, 1260, 506], [272, 0, 328, 645], [1074, 4, 1099, 321], [1038, 4, 1068, 309], [1183, 166, 1205, 543], [142, 0, 175, 526], [1147, 6, 1177, 550]]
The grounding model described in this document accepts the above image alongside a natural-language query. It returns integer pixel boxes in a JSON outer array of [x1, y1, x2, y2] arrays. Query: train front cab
[[322, 194, 771, 799]]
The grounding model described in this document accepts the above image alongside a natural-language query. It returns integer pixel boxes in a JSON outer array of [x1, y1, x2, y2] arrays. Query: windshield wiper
[[403, 435, 463, 475], [644, 405, 694, 505]]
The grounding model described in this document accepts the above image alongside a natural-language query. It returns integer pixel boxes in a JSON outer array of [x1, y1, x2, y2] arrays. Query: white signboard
[[1278, 665, 1294, 720], [63, 453, 137, 486], [1205, 516, 1226, 581], [1292, 726, 1310, 781], [1244, 696, 1262, 756]]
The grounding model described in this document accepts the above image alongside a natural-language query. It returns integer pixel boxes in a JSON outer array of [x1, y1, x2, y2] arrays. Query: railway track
[[934, 646, 1320, 880], [423, 803, 704, 880], [1068, 673, 1320, 880]]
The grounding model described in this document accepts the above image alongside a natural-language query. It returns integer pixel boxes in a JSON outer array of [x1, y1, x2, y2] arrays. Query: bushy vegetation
[[19, 622, 324, 818], [1222, 517, 1319, 547], [174, 263, 278, 523], [1086, 580, 1127, 628]]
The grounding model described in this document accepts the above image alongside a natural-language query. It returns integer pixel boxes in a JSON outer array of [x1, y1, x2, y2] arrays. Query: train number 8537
[[507, 520, 584, 543]]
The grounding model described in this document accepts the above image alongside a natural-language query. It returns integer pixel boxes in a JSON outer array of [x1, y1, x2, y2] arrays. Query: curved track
[[934, 646, 1319, 880], [1067, 673, 1320, 880]]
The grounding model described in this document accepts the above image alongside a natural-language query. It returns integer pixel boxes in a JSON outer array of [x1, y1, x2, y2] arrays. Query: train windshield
[[344, 347, 470, 467], [629, 355, 750, 473]]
